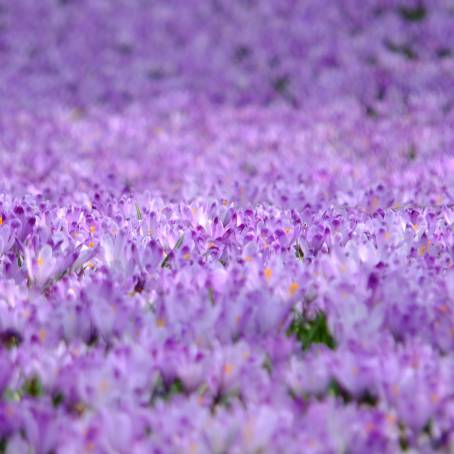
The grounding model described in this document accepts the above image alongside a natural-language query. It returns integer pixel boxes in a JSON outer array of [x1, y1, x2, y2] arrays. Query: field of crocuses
[[1, 1, 454, 453]]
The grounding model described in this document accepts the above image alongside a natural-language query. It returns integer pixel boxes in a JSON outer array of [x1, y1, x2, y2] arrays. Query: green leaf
[[327, 379, 352, 403], [22, 376, 43, 398], [160, 234, 185, 268], [86, 331, 99, 347], [422, 419, 433, 437], [326, 379, 377, 405], [287, 311, 336, 351], [3, 389, 21, 402], [407, 144, 417, 161], [167, 378, 184, 397], [398, 5, 426, 22], [174, 235, 184, 249], [160, 252, 173, 269], [0, 330, 22, 350], [149, 376, 185, 404], [399, 423, 410, 452], [294, 243, 304, 261], [262, 355, 272, 374], [52, 391, 64, 407], [385, 40, 417, 60], [208, 287, 215, 305], [135, 203, 143, 221], [272, 75, 290, 95], [211, 389, 239, 411]]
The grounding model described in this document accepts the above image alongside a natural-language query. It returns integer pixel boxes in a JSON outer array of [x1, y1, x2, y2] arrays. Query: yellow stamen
[[387, 414, 397, 425], [264, 267, 272, 282], [243, 255, 253, 262], [74, 402, 86, 415], [89, 225, 96, 234], [38, 328, 47, 343], [288, 282, 299, 296], [0, 215, 3, 225], [339, 263, 348, 273], [37, 257, 44, 266], [243, 421, 254, 443], [99, 378, 110, 394], [223, 363, 234, 376], [370, 196, 380, 211], [88, 241, 95, 248], [156, 318, 166, 328], [183, 253, 191, 261]]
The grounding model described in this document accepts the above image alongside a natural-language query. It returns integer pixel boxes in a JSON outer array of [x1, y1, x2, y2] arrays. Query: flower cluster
[[0, 0, 454, 452]]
